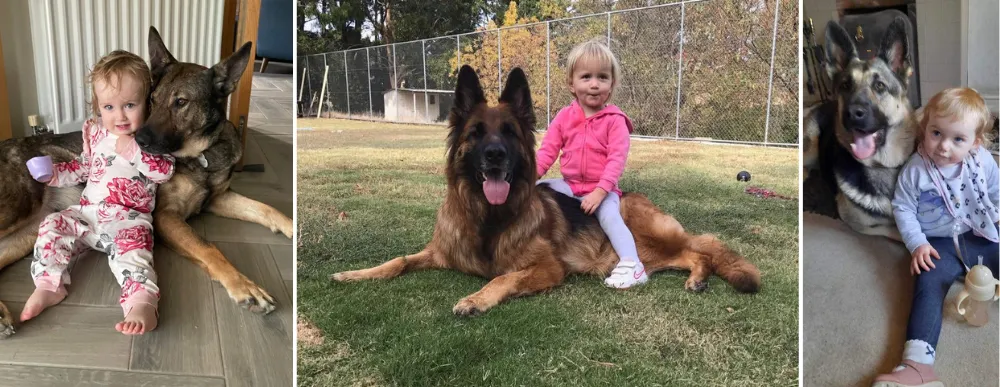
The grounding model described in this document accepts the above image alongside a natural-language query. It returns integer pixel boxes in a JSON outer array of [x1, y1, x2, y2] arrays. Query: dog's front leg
[[155, 210, 276, 314], [330, 248, 445, 281], [205, 190, 293, 239], [453, 242, 565, 316], [0, 213, 48, 338]]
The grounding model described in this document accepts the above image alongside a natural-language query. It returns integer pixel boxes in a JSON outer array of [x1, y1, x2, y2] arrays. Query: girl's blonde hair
[[565, 39, 621, 101], [919, 87, 993, 147], [88, 50, 152, 117]]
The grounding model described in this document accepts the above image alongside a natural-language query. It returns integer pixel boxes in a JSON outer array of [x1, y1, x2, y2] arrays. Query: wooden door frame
[[222, 0, 260, 171], [0, 31, 12, 140]]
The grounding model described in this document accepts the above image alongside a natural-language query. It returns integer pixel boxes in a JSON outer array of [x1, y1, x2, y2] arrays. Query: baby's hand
[[911, 244, 940, 275], [581, 188, 608, 215]]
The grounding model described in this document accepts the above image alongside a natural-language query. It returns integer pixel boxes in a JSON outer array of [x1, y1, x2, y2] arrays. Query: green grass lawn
[[297, 118, 800, 386]]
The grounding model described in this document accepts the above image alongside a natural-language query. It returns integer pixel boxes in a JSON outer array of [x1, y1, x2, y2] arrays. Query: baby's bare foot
[[115, 303, 158, 335], [20, 288, 66, 322]]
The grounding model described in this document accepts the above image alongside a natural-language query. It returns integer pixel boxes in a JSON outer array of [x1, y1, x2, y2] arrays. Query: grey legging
[[538, 179, 639, 262]]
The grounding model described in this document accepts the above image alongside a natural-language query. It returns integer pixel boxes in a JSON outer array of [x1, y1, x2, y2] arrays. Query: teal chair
[[257, 0, 292, 72]]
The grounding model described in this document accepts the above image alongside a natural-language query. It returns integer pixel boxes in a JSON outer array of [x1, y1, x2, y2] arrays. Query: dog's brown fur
[[331, 66, 759, 316], [0, 27, 292, 337], [141, 27, 292, 315]]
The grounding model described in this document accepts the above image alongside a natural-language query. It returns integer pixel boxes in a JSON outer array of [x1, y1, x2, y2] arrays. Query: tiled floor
[[0, 69, 294, 387]]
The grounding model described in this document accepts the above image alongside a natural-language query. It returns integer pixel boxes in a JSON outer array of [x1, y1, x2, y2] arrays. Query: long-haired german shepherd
[[331, 65, 760, 316], [0, 27, 292, 337], [803, 17, 917, 239]]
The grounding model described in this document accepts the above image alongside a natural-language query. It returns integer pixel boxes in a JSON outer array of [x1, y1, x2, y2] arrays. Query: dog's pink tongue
[[850, 132, 877, 160], [483, 178, 510, 205]]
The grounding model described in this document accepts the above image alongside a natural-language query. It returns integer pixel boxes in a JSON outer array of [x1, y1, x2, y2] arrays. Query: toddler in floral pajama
[[20, 51, 174, 335]]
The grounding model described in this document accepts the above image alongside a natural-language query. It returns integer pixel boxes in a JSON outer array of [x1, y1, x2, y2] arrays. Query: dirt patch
[[297, 316, 325, 347]]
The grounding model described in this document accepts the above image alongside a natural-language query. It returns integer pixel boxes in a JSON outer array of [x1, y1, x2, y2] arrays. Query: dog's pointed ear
[[209, 41, 252, 97], [447, 66, 485, 161], [824, 21, 857, 80], [452, 65, 485, 119], [878, 17, 912, 84], [148, 26, 177, 87], [499, 68, 535, 132]]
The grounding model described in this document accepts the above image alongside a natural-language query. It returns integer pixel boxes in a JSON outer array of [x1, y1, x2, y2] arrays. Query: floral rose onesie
[[32, 119, 175, 315]]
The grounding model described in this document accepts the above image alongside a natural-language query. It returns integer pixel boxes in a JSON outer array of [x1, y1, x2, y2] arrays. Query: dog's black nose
[[484, 143, 506, 163], [849, 105, 868, 120], [135, 128, 151, 148]]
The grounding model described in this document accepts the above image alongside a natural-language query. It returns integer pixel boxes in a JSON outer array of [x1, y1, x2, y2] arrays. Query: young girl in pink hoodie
[[536, 40, 645, 289]]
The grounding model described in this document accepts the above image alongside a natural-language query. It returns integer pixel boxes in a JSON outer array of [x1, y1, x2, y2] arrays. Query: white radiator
[[29, 0, 225, 133]]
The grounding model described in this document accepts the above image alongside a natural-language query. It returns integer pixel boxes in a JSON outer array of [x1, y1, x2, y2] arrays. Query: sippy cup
[[26, 156, 54, 183], [956, 256, 1000, 327]]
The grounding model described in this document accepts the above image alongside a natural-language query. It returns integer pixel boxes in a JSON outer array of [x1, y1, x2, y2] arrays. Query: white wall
[[965, 0, 999, 112], [805, 0, 997, 111], [916, 0, 962, 107], [1, 1, 39, 137], [383, 90, 441, 122]]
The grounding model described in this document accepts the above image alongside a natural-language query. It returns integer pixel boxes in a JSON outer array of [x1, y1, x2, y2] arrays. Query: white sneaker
[[604, 260, 648, 289]]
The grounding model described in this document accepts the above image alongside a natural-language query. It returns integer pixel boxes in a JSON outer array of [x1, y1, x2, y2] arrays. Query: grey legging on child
[[538, 179, 639, 261]]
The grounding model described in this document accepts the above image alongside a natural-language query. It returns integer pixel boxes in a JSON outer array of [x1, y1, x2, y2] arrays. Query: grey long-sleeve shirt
[[892, 146, 999, 253]]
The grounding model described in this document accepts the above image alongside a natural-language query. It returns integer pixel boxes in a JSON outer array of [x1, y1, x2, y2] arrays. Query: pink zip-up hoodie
[[536, 100, 634, 196]]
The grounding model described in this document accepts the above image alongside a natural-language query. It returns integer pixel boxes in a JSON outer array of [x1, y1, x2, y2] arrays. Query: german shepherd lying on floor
[[331, 66, 759, 316], [0, 27, 292, 337], [803, 17, 917, 239]]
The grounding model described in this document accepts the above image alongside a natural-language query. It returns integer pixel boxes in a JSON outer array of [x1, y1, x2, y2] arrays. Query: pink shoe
[[871, 360, 944, 387]]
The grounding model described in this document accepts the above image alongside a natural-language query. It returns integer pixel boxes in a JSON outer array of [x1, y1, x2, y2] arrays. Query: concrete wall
[[383, 90, 441, 122]]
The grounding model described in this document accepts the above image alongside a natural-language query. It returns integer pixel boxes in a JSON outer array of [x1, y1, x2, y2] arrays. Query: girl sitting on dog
[[535, 39, 644, 289]]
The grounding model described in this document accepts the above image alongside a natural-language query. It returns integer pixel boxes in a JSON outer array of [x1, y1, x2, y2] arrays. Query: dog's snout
[[135, 127, 152, 148], [484, 143, 507, 164], [849, 105, 868, 120]]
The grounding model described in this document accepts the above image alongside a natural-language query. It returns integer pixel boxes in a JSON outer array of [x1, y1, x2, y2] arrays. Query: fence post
[[317, 64, 330, 119], [392, 43, 398, 121], [546, 21, 551, 127], [497, 28, 502, 95], [422, 39, 429, 123], [344, 51, 350, 116], [763, 0, 782, 145], [456, 35, 461, 67], [674, 2, 686, 139], [606, 13, 611, 46], [366, 48, 372, 116], [298, 57, 307, 102]]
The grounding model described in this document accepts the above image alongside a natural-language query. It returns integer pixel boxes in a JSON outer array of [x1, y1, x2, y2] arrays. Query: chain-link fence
[[297, 0, 799, 147]]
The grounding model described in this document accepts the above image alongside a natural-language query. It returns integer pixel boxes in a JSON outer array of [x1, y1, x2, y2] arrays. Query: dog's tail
[[688, 234, 761, 293]]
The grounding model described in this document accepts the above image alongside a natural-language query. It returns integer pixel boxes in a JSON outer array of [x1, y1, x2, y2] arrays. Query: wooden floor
[[0, 70, 294, 387]]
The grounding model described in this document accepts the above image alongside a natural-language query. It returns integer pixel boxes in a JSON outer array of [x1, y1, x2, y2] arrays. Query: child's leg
[[105, 218, 159, 335], [874, 235, 965, 386], [956, 230, 999, 275], [22, 208, 93, 321], [593, 192, 647, 289], [536, 178, 575, 197]]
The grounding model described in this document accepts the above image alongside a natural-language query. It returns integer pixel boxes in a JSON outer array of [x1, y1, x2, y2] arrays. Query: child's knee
[[914, 269, 956, 290]]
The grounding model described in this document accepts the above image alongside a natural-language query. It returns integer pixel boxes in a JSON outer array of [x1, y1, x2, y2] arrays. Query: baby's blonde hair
[[565, 39, 621, 101], [88, 50, 151, 117], [919, 88, 993, 147]]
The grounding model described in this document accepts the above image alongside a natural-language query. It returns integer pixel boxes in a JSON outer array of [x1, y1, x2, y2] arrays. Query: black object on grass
[[737, 171, 751, 182]]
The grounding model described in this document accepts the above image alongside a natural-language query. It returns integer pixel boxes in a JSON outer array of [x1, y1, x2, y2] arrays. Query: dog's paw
[[452, 297, 488, 317], [224, 275, 276, 314], [0, 303, 15, 339], [684, 279, 709, 293], [276, 217, 293, 239], [329, 271, 356, 282]]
